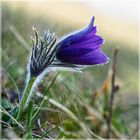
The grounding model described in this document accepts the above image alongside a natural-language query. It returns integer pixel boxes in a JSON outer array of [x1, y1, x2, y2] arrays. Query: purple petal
[[57, 49, 109, 65], [56, 16, 109, 66], [73, 27, 98, 44], [71, 35, 104, 48], [60, 17, 96, 46], [56, 35, 104, 57]]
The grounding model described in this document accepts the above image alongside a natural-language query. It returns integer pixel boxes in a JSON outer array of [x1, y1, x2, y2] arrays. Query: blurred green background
[[1, 1, 139, 139]]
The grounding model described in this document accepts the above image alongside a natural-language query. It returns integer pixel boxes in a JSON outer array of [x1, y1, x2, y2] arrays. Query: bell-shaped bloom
[[56, 17, 109, 65]]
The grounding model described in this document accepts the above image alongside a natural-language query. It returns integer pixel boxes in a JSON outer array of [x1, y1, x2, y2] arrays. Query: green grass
[[1, 2, 139, 139]]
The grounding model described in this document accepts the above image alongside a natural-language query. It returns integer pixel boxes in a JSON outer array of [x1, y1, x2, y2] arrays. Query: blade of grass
[[9, 25, 30, 51], [25, 100, 34, 139], [37, 94, 103, 139], [0, 120, 12, 128], [34, 106, 61, 113], [48, 97, 79, 122], [7, 72, 20, 102], [0, 106, 24, 131]]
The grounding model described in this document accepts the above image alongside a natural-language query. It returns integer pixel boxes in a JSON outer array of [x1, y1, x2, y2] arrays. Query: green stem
[[16, 77, 36, 120], [26, 100, 34, 139]]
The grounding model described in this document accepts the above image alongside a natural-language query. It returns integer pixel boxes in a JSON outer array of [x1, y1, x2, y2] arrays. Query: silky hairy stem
[[17, 77, 36, 120]]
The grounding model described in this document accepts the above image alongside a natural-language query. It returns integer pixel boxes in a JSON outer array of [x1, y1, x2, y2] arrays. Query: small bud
[[29, 28, 57, 77]]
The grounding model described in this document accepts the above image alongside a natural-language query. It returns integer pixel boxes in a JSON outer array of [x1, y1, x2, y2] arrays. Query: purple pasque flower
[[28, 17, 109, 78], [56, 16, 109, 65]]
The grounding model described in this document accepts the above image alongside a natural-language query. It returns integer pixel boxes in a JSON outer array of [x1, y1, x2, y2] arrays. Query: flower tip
[[32, 26, 36, 31], [87, 16, 95, 31], [90, 16, 95, 25], [91, 16, 95, 22]]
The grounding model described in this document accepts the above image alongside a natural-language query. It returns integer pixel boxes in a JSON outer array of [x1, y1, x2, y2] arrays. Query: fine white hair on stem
[[22, 68, 51, 107], [19, 53, 31, 103]]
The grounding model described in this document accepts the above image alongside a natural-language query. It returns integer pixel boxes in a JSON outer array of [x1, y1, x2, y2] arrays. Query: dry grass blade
[[0, 106, 24, 131], [40, 95, 103, 139], [48, 97, 79, 122], [0, 120, 12, 128], [9, 25, 30, 51], [107, 48, 119, 138]]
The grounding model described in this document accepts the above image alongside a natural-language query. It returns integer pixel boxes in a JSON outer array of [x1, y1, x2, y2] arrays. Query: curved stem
[[16, 77, 36, 120]]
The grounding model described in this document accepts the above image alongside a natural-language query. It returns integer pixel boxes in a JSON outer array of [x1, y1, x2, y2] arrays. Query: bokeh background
[[1, 0, 139, 139]]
